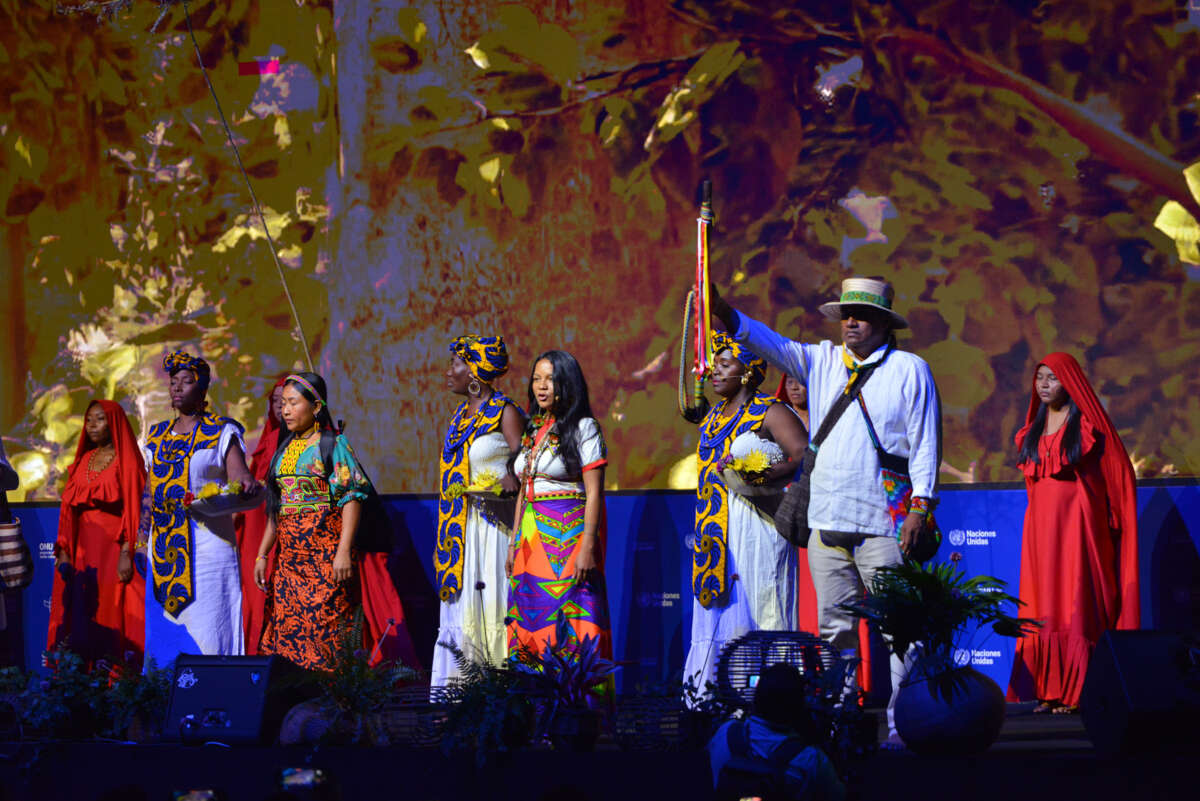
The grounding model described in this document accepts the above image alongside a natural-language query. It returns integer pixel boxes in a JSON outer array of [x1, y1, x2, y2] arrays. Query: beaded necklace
[[442, 397, 491, 458]]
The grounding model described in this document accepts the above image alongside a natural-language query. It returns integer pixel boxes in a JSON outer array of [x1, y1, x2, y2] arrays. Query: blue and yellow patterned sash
[[693, 393, 776, 608], [145, 414, 240, 618], [436, 393, 511, 601]]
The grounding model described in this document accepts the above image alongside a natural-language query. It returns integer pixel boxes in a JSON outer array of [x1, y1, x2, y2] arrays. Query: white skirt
[[683, 492, 797, 698], [144, 515, 244, 670], [430, 502, 510, 690]]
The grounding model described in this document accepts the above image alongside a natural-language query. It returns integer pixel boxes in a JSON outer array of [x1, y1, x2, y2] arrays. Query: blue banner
[[11, 484, 1200, 696]]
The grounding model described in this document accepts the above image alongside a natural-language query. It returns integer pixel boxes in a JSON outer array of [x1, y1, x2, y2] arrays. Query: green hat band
[[840, 289, 891, 309]]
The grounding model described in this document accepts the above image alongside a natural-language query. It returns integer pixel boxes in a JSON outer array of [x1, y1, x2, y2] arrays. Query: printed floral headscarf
[[449, 335, 510, 383]]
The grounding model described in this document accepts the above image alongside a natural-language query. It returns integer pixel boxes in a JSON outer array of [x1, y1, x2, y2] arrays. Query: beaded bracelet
[[909, 496, 933, 515]]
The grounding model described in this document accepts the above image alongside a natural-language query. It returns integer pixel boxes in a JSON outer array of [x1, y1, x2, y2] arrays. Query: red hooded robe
[[1008, 352, 1139, 706], [47, 400, 146, 665], [235, 376, 288, 654]]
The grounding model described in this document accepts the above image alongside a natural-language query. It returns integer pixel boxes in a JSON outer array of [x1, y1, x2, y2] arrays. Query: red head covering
[[61, 400, 146, 553], [1022, 353, 1139, 629], [249, 375, 289, 481]]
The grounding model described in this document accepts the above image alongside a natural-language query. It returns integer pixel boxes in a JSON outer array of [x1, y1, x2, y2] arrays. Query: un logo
[[948, 529, 966, 547], [953, 648, 971, 667]]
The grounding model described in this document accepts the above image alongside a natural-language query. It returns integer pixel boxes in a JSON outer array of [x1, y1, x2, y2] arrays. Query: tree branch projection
[[60, 0, 315, 371], [435, 54, 703, 134], [454, 1, 1195, 223], [1, 0, 335, 498], [873, 27, 1200, 221], [424, 0, 1199, 484]]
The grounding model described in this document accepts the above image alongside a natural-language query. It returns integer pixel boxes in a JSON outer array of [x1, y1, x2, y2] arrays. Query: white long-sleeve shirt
[[733, 310, 941, 536]]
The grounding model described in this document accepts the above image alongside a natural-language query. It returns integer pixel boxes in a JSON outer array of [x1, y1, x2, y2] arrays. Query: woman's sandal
[[1051, 705, 1079, 715], [1033, 701, 1057, 714]]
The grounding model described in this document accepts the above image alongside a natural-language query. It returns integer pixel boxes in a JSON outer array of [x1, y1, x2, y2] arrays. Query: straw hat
[[817, 276, 908, 329]]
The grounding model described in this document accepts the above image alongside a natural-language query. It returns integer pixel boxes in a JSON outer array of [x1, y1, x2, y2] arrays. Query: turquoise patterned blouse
[[273, 434, 372, 516]]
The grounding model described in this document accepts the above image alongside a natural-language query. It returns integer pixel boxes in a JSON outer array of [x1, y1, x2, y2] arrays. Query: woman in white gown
[[140, 351, 260, 668], [431, 336, 524, 688], [684, 332, 808, 696]]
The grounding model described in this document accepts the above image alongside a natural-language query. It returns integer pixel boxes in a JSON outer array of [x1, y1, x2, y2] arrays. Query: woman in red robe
[[47, 400, 146, 666], [236, 376, 287, 654], [1008, 352, 1139, 712]]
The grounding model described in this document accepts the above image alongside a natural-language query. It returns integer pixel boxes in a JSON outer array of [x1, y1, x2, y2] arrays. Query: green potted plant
[[437, 643, 538, 765], [518, 634, 616, 752], [839, 559, 1039, 756], [278, 614, 419, 746], [18, 646, 105, 739], [95, 658, 173, 741]]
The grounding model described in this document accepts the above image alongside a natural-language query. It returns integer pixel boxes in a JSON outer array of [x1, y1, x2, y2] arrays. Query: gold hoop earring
[[468, 379, 482, 396]]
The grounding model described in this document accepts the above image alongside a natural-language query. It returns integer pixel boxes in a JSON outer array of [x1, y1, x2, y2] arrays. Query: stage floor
[[862, 702, 1192, 801], [0, 704, 1191, 801]]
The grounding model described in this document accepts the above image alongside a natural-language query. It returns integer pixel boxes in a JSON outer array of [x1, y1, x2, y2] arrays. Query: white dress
[[141, 422, 246, 669], [683, 431, 797, 697], [430, 431, 513, 687]]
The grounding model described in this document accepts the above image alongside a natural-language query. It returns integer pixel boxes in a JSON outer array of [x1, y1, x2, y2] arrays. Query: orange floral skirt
[[260, 508, 358, 671]]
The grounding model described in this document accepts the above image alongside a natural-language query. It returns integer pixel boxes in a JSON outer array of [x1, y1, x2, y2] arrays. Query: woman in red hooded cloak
[[47, 400, 147, 666], [1008, 352, 1139, 712], [236, 376, 288, 654]]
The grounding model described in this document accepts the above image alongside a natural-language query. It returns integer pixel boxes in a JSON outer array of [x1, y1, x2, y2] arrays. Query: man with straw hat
[[712, 276, 942, 750]]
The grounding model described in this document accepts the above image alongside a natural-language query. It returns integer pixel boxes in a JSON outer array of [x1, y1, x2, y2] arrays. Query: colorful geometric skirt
[[260, 508, 357, 671], [506, 495, 610, 659]]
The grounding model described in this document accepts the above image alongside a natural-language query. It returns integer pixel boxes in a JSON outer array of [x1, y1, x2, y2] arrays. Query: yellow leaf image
[[478, 156, 501, 183], [464, 42, 489, 70], [9, 451, 50, 503], [80, 344, 137, 399], [668, 453, 699, 490], [1184, 162, 1200, 203], [1153, 200, 1200, 265], [213, 208, 293, 252], [14, 136, 31, 166], [274, 115, 292, 149]]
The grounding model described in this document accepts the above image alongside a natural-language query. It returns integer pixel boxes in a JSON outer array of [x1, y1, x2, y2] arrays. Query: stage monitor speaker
[[1080, 630, 1200, 756], [164, 655, 299, 745]]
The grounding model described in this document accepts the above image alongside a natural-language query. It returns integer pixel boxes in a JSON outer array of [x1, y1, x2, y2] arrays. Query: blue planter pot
[[894, 665, 1006, 756]]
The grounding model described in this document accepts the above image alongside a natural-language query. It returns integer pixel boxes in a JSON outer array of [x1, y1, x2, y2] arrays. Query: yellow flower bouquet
[[464, 468, 504, 496], [444, 471, 503, 501], [183, 479, 264, 517], [720, 447, 788, 498]]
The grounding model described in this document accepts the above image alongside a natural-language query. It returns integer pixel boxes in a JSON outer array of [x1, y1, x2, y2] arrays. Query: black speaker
[[165, 655, 299, 744], [1080, 630, 1200, 755]]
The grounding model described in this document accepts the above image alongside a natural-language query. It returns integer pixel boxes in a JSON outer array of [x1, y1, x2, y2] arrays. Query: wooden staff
[[678, 180, 714, 423]]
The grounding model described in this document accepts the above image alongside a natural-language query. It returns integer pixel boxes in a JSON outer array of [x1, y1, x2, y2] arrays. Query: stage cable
[[180, 0, 315, 372]]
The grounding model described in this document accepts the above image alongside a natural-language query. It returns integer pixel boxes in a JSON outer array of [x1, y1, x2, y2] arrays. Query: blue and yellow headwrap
[[163, 350, 211, 390], [711, 331, 767, 383], [449, 335, 509, 383]]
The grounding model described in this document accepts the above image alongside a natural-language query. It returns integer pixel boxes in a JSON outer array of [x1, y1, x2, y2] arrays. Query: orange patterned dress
[[260, 434, 371, 670]]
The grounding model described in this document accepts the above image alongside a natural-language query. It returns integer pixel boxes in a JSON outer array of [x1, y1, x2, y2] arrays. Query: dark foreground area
[[0, 704, 1192, 801]]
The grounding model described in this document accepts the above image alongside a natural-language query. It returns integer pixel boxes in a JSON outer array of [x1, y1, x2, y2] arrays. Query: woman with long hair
[[255, 372, 416, 671], [1008, 352, 1139, 713], [235, 375, 288, 654], [47, 400, 146, 666], [432, 336, 524, 687], [685, 333, 808, 694], [141, 351, 259, 667], [506, 350, 610, 658]]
